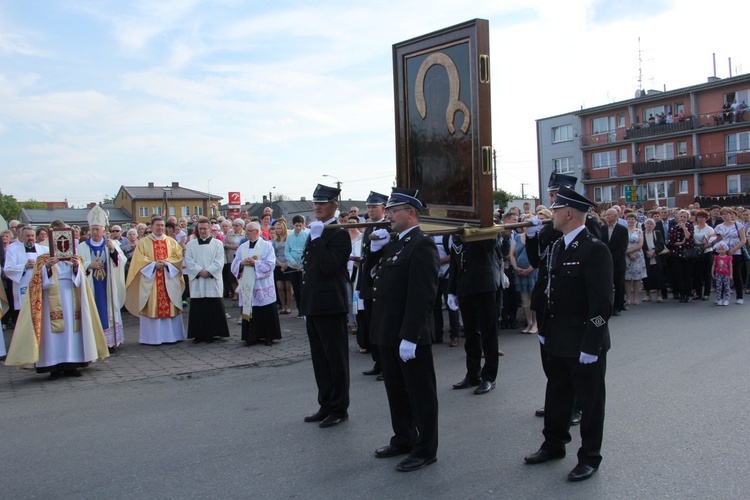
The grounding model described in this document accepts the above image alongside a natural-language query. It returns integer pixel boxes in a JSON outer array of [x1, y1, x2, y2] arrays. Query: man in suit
[[655, 207, 677, 299], [357, 191, 389, 379], [369, 188, 440, 472], [301, 184, 352, 429], [524, 172, 592, 423], [447, 235, 502, 395], [601, 208, 628, 315], [524, 187, 613, 482]]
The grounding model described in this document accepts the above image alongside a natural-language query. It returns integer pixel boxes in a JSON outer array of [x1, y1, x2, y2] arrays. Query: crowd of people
[[2, 174, 745, 481]]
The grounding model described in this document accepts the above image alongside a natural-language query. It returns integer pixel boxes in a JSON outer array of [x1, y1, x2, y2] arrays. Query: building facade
[[114, 182, 221, 223], [537, 73, 750, 208]]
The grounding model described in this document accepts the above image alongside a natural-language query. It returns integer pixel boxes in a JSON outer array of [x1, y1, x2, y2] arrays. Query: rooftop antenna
[[637, 37, 643, 93]]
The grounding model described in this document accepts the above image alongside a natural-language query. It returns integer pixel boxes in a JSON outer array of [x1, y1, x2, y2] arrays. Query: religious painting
[[49, 228, 76, 260], [393, 19, 494, 227]]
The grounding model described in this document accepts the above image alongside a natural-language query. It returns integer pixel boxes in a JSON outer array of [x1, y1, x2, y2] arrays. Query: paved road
[[1, 298, 749, 498]]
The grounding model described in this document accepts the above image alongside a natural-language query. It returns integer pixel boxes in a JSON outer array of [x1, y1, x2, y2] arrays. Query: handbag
[[682, 246, 703, 261]]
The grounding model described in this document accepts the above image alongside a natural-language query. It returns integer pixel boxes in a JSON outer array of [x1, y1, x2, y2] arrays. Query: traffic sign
[[624, 185, 647, 203]]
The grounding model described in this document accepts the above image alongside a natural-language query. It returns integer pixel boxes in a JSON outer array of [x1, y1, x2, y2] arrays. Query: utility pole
[[521, 183, 528, 199]]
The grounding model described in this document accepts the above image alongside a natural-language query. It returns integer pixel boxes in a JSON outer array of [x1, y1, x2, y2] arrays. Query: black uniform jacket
[[601, 223, 628, 273], [300, 225, 351, 316], [370, 228, 439, 347], [447, 237, 500, 297], [356, 220, 386, 300], [541, 229, 613, 358]]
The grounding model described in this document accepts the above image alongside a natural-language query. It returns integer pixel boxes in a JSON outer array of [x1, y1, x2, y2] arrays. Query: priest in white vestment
[[184, 218, 230, 343], [125, 217, 186, 345], [78, 205, 127, 348], [231, 222, 281, 346], [4, 226, 49, 325], [5, 254, 109, 378]]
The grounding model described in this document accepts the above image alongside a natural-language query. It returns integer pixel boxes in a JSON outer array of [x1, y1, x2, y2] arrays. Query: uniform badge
[[571, 241, 579, 249], [590, 316, 606, 328]]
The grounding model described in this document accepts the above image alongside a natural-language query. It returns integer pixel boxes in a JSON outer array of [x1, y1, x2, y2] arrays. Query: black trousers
[[289, 270, 302, 311], [542, 352, 607, 468], [613, 270, 625, 310], [692, 252, 713, 297], [433, 277, 460, 341], [459, 292, 499, 382], [306, 314, 350, 418], [671, 256, 694, 298], [357, 300, 381, 369], [378, 343, 438, 459]]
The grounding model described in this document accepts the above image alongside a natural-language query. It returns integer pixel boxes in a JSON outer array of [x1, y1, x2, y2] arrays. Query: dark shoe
[[303, 410, 328, 423], [535, 406, 545, 417], [63, 370, 82, 377], [570, 409, 582, 426], [265, 340, 273, 346], [568, 463, 597, 482], [48, 372, 62, 380], [449, 338, 460, 347], [524, 448, 565, 464], [612, 310, 621, 316], [396, 456, 437, 472], [473, 380, 496, 395], [319, 414, 348, 428], [193, 338, 203, 344], [374, 445, 411, 458], [362, 367, 382, 376], [452, 377, 480, 389], [376, 375, 384, 381]]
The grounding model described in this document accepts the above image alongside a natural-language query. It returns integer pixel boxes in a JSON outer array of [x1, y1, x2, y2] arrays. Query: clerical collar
[[152, 234, 164, 240], [198, 236, 212, 245], [24, 244, 36, 253], [248, 239, 259, 248], [398, 225, 418, 240]]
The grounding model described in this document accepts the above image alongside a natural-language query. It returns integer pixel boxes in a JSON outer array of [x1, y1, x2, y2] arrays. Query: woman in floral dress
[[624, 213, 647, 305]]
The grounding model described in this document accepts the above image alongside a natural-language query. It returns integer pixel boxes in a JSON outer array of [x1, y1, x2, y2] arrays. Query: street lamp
[[207, 179, 212, 217], [162, 187, 172, 217], [268, 186, 276, 204], [322, 174, 342, 202]]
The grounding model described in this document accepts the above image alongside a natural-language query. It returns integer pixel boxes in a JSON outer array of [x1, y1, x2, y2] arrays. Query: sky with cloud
[[0, 0, 746, 207]]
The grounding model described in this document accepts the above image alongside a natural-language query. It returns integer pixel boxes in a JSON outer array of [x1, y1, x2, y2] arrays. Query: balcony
[[625, 117, 696, 139], [632, 156, 697, 174], [579, 129, 627, 147], [698, 149, 750, 168]]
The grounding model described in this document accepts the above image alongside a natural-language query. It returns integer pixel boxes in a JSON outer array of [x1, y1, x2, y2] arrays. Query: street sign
[[624, 185, 648, 203]]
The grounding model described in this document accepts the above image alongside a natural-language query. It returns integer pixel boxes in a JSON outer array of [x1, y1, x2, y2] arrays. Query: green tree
[[0, 191, 21, 221], [102, 194, 116, 204], [492, 189, 516, 211], [272, 193, 288, 202], [20, 199, 46, 210]]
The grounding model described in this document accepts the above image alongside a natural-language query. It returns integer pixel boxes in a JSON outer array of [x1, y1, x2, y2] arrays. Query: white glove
[[399, 339, 417, 362], [447, 294, 459, 311], [370, 229, 391, 252], [579, 352, 598, 364], [308, 221, 324, 240], [525, 216, 542, 238], [538, 335, 545, 345]]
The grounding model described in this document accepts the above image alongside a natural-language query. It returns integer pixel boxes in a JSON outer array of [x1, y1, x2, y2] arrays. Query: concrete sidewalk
[[0, 299, 327, 399]]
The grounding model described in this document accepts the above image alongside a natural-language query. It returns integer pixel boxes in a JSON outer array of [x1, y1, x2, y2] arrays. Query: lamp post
[[162, 187, 171, 218], [207, 179, 212, 217], [322, 174, 342, 202]]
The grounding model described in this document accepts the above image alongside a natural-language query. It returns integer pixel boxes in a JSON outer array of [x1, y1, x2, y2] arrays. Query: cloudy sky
[[1, 0, 746, 207]]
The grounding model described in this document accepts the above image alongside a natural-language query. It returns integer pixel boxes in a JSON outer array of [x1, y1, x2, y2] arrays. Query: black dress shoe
[[568, 463, 597, 481], [374, 445, 411, 458], [473, 380, 496, 395], [396, 456, 437, 472], [362, 367, 382, 376], [524, 448, 565, 464], [570, 409, 582, 426], [304, 410, 328, 423], [535, 406, 545, 417], [452, 377, 480, 389], [376, 375, 384, 381], [319, 414, 348, 428]]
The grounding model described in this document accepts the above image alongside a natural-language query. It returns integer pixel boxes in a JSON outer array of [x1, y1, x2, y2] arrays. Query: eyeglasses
[[111, 230, 121, 232]]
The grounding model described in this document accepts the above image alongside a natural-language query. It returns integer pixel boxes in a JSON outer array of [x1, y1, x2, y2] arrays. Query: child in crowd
[[712, 242, 733, 306]]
